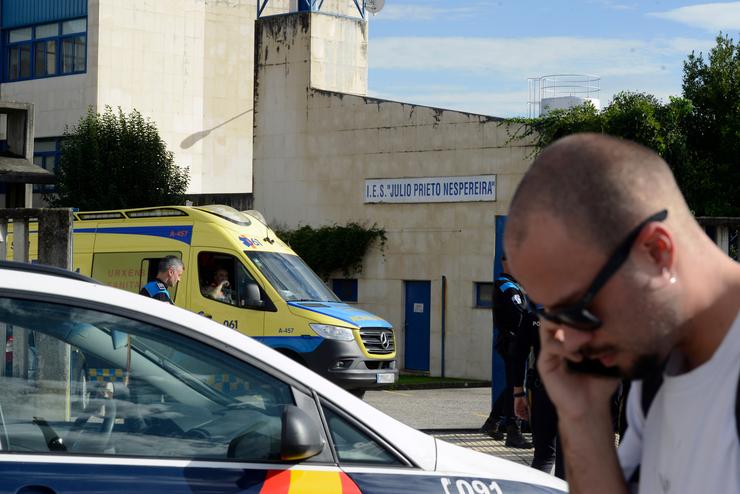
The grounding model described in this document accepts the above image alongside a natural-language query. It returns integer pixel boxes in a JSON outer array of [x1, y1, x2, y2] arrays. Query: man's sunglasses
[[535, 209, 668, 331]]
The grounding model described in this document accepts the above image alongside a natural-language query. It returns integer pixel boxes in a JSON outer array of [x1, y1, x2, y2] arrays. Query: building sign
[[364, 175, 496, 204]]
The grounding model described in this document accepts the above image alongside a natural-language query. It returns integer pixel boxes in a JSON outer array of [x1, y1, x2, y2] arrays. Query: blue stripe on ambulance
[[346, 472, 567, 493], [254, 335, 323, 353], [73, 225, 194, 245], [287, 301, 392, 329]]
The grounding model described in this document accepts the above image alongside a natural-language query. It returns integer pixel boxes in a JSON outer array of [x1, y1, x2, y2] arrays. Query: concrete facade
[[0, 0, 299, 204], [253, 12, 535, 380]]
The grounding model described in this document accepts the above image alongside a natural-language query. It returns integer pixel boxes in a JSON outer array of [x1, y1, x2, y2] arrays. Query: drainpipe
[[441, 275, 447, 378]]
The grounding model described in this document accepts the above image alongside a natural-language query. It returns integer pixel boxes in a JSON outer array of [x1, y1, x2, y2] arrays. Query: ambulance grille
[[359, 328, 395, 355]]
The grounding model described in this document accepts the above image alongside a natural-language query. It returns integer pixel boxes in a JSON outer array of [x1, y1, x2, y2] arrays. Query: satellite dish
[[366, 0, 385, 15]]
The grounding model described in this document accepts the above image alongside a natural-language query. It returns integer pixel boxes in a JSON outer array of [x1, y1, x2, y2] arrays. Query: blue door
[[492, 216, 507, 404], [404, 281, 431, 371]]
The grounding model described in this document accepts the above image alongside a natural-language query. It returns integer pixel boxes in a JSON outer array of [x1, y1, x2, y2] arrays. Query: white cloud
[[369, 36, 715, 78], [366, 34, 715, 118], [648, 2, 740, 31], [370, 2, 481, 21], [588, 0, 637, 11]]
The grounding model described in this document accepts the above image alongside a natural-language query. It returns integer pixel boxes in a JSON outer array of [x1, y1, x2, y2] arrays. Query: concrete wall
[[94, 0, 295, 195], [253, 12, 535, 380], [1, 0, 295, 198], [0, 1, 100, 138]]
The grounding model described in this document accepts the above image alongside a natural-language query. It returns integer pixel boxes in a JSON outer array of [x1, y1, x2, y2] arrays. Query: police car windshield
[[245, 251, 339, 303]]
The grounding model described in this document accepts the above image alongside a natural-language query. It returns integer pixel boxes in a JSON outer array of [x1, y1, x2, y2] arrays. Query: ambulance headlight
[[310, 324, 355, 341]]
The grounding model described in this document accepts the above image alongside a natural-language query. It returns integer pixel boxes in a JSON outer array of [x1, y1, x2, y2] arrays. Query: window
[[0, 296, 294, 460], [475, 282, 494, 308], [322, 402, 401, 465], [33, 137, 61, 193], [246, 251, 339, 303], [198, 252, 270, 309], [4, 18, 86, 82], [332, 278, 358, 302]]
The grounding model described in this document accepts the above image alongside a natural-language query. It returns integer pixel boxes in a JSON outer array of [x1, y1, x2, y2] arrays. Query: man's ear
[[638, 224, 675, 288]]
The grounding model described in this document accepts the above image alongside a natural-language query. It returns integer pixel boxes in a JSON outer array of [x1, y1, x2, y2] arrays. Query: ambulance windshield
[[245, 251, 339, 303]]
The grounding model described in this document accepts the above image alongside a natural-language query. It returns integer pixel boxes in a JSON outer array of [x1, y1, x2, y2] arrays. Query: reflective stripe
[[88, 368, 125, 383], [498, 281, 518, 293], [142, 281, 172, 302], [73, 225, 193, 245], [254, 336, 323, 354]]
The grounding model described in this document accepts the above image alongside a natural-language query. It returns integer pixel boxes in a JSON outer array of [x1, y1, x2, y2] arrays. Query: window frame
[[33, 137, 62, 193], [0, 288, 338, 464], [3, 17, 87, 82], [474, 281, 494, 309], [196, 250, 276, 312], [318, 397, 414, 468], [0, 287, 314, 402]]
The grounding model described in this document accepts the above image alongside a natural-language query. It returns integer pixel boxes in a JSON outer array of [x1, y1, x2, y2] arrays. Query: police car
[[0, 261, 567, 493]]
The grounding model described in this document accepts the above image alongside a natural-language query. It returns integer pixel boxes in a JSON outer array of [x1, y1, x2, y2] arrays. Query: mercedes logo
[[379, 331, 391, 350]]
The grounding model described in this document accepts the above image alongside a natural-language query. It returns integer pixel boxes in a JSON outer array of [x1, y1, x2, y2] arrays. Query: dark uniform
[[139, 280, 173, 304], [511, 303, 565, 478], [482, 272, 533, 448]]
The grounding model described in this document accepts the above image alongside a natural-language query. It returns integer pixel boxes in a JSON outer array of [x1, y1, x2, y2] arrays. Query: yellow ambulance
[[17, 205, 397, 393]]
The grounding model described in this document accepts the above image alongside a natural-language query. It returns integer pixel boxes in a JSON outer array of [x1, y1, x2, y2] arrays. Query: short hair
[[507, 133, 691, 252], [158, 255, 184, 273]]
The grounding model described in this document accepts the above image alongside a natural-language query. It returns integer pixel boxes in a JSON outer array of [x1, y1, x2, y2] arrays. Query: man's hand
[[537, 324, 619, 420], [538, 323, 629, 493], [514, 396, 529, 420]]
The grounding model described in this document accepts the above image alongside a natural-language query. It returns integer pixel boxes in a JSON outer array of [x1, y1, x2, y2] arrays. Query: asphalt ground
[[365, 387, 535, 467]]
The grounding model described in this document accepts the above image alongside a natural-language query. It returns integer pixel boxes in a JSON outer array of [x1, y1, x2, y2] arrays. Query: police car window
[[321, 402, 402, 465], [0, 297, 293, 461]]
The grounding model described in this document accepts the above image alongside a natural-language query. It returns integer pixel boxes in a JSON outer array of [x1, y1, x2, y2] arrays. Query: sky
[[365, 0, 740, 117]]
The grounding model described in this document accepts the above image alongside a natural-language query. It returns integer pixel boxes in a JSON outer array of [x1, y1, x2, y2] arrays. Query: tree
[[681, 34, 739, 216], [507, 34, 739, 217], [49, 106, 189, 211]]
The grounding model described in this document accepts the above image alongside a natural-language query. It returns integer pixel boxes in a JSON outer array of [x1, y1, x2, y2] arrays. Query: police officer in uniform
[[140, 255, 184, 304], [480, 253, 532, 449], [511, 300, 565, 478]]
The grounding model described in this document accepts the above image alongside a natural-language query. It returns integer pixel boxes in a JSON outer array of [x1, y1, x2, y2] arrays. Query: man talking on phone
[[504, 133, 740, 493]]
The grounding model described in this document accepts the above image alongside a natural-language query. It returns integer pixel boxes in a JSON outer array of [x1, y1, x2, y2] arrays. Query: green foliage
[[48, 106, 190, 211], [681, 34, 739, 216], [506, 34, 739, 216], [275, 223, 386, 280]]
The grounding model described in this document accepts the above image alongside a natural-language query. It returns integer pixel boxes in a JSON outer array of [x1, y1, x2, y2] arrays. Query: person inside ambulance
[[203, 267, 234, 304]]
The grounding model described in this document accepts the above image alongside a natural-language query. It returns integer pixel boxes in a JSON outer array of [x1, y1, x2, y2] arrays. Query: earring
[[662, 267, 677, 284]]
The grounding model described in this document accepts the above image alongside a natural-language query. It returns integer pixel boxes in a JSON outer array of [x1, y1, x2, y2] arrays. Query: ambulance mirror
[[243, 283, 264, 308]]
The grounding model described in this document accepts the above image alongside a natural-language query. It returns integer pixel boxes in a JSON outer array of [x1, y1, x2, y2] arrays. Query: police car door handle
[[197, 311, 213, 319]]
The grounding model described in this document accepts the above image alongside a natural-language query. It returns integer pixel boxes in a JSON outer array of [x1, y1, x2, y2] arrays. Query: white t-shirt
[[618, 310, 740, 493]]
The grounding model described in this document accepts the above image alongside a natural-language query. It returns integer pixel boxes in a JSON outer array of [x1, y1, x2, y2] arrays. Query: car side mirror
[[243, 283, 265, 308], [281, 405, 324, 461]]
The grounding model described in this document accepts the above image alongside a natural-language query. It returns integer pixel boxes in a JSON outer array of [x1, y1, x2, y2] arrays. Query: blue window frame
[[475, 282, 494, 308], [4, 18, 86, 82], [33, 137, 61, 193], [332, 278, 358, 303]]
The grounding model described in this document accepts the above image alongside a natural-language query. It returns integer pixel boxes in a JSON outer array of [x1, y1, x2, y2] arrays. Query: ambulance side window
[[90, 252, 180, 300], [198, 252, 268, 309]]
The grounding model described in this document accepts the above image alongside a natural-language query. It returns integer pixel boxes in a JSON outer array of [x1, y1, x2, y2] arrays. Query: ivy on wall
[[275, 223, 386, 280]]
